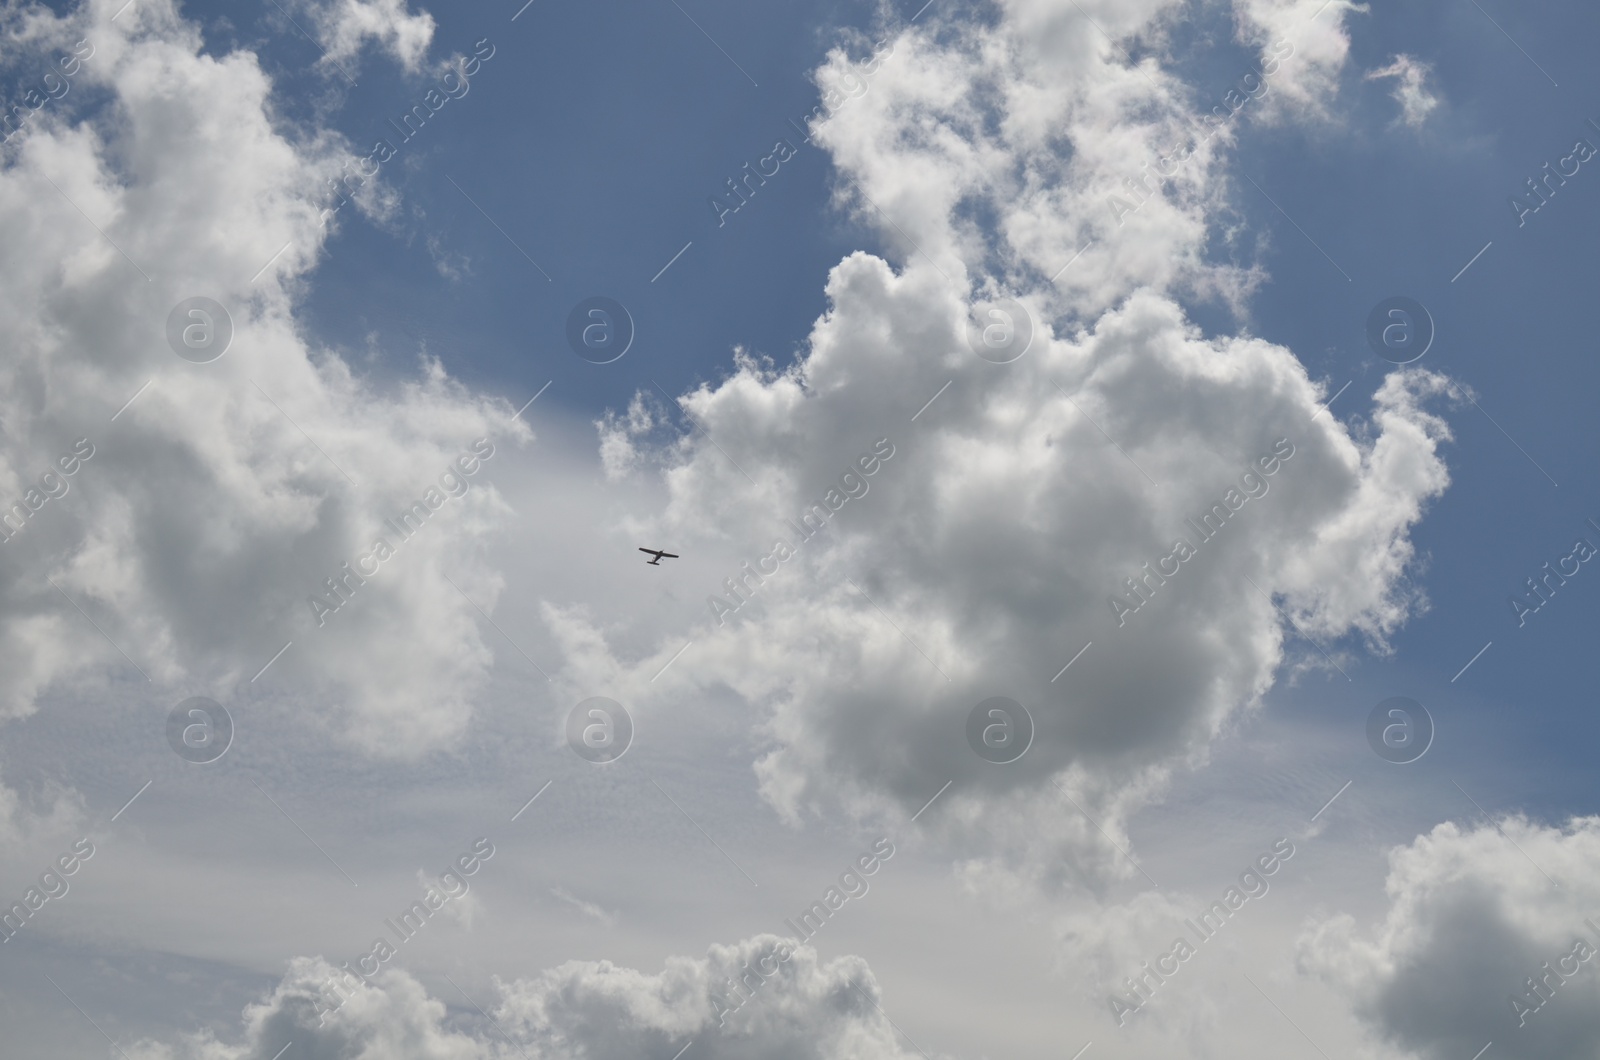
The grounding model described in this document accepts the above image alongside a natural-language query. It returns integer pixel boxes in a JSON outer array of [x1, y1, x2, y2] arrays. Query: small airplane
[[638, 548, 680, 566]]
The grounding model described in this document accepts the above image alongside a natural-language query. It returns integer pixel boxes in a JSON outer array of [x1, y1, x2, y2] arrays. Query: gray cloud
[[1300, 816, 1600, 1060]]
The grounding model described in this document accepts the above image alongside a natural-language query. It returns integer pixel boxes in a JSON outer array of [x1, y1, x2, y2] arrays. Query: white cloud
[[1232, 0, 1369, 123], [1299, 816, 1600, 1060], [812, 0, 1237, 321], [426, 232, 471, 281], [0, 0, 525, 756], [1366, 54, 1440, 128], [128, 938, 923, 1060], [307, 0, 437, 75], [800, 0, 1370, 323]]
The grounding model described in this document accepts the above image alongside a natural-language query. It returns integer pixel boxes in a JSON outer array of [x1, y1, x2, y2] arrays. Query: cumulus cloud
[[0, 0, 524, 756], [1366, 54, 1440, 128], [129, 938, 921, 1060], [570, 0, 1459, 897], [1299, 816, 1600, 1060], [810, 0, 1244, 320], [810, 0, 1372, 322], [590, 268, 1455, 891]]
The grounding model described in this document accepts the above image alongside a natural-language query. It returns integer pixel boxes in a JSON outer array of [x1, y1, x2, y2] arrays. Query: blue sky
[[3, 0, 1600, 1058], [267, 0, 886, 407]]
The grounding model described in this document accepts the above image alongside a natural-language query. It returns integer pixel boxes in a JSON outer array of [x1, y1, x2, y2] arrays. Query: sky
[[1, 0, 1599, 1058]]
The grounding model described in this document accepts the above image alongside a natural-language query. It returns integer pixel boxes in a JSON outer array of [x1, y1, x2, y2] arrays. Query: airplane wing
[[638, 548, 660, 556], [659, 552, 679, 559]]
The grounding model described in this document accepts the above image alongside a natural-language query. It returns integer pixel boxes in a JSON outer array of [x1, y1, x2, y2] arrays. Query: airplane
[[638, 548, 680, 566]]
